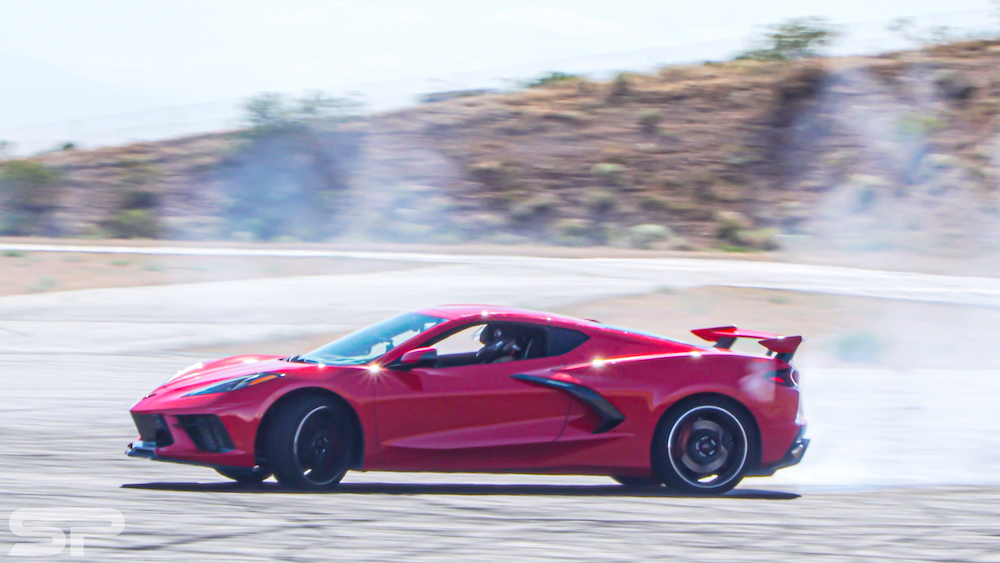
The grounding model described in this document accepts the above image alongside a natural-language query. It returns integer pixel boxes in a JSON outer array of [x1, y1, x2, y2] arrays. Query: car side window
[[425, 321, 556, 367], [433, 323, 487, 356], [547, 327, 590, 356]]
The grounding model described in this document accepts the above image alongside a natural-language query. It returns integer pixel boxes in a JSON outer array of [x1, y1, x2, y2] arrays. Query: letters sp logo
[[8, 508, 124, 557]]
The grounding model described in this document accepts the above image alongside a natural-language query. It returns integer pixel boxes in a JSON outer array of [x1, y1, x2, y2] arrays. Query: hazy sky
[[2, 0, 995, 100], [0, 0, 996, 149]]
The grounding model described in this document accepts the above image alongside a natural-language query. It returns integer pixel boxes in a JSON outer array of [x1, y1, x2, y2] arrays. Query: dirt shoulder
[[0, 248, 420, 297]]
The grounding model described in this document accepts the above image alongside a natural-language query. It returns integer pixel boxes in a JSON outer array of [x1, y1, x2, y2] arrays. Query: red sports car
[[127, 305, 807, 495]]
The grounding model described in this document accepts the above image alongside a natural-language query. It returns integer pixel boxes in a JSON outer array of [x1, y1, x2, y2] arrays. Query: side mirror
[[394, 347, 438, 370]]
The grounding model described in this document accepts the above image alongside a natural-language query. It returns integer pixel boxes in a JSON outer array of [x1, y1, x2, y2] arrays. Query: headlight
[[184, 372, 284, 397], [164, 362, 204, 385]]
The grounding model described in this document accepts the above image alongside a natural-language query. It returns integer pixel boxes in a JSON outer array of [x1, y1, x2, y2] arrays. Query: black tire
[[264, 395, 356, 491], [215, 466, 271, 484], [652, 397, 756, 496], [611, 476, 662, 488]]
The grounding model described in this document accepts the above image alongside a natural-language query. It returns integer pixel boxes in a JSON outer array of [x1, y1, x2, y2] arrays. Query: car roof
[[416, 305, 700, 349], [418, 304, 596, 327]]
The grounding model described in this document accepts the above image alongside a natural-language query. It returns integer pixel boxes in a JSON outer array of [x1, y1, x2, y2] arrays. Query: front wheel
[[265, 396, 356, 490], [215, 466, 271, 484], [652, 399, 755, 496]]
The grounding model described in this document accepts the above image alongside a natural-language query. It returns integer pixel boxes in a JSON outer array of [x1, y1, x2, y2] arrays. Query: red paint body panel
[[128, 305, 805, 480]]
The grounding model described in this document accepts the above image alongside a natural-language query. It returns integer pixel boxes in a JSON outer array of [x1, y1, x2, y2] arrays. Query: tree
[[736, 17, 840, 62], [242, 91, 364, 131]]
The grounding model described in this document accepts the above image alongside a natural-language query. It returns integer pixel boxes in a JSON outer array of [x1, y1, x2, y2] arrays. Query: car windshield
[[299, 312, 448, 366]]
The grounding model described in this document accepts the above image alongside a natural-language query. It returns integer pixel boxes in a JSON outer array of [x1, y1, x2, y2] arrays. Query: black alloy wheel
[[265, 396, 356, 490], [653, 399, 755, 495]]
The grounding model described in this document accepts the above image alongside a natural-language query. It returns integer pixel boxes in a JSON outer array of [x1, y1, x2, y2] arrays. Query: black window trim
[[410, 320, 589, 365]]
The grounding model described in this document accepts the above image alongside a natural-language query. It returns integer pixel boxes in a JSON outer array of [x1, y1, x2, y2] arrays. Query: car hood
[[151, 355, 294, 396]]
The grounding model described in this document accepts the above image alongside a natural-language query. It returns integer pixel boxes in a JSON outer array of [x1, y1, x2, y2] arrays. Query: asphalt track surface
[[1, 244, 999, 561]]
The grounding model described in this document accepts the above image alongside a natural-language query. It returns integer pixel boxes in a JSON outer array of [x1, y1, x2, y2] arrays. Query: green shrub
[[509, 194, 559, 221], [553, 218, 608, 246], [0, 160, 63, 235], [584, 189, 618, 214], [714, 210, 753, 239], [719, 243, 752, 252], [553, 218, 589, 245], [243, 91, 364, 131], [523, 72, 580, 89], [0, 160, 61, 188], [608, 73, 632, 100], [104, 209, 159, 239], [713, 210, 778, 250], [735, 17, 839, 62], [640, 195, 670, 212], [733, 227, 780, 250], [120, 190, 157, 209], [638, 109, 663, 134], [591, 162, 625, 185], [933, 70, 975, 101], [556, 218, 591, 237], [469, 160, 513, 191], [629, 224, 672, 249]]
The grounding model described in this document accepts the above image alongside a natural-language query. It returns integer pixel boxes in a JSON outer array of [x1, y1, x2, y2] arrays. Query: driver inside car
[[476, 325, 526, 363]]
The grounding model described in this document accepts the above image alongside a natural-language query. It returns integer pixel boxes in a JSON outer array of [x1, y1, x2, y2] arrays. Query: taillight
[[769, 368, 797, 387]]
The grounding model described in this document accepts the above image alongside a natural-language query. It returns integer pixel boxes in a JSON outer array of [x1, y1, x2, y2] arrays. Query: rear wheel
[[215, 466, 271, 484], [265, 395, 356, 491], [652, 398, 755, 496], [611, 476, 662, 488]]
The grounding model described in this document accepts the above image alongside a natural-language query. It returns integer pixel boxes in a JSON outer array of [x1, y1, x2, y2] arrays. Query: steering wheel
[[475, 339, 507, 363]]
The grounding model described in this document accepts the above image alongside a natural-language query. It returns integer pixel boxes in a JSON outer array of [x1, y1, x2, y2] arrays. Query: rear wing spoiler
[[691, 326, 802, 361]]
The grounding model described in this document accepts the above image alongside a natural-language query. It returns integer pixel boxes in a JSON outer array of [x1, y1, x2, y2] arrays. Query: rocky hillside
[[3, 39, 999, 253]]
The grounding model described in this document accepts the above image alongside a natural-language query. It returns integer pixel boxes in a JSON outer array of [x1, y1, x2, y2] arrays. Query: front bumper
[[126, 411, 255, 468], [126, 440, 244, 470]]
